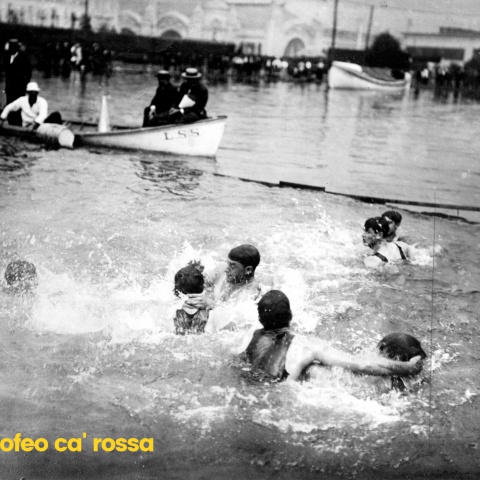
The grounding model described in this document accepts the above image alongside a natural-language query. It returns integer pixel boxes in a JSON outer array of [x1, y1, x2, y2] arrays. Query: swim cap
[[174, 261, 205, 295], [257, 290, 292, 330], [364, 217, 389, 237], [382, 210, 402, 226], [4, 260, 37, 286], [228, 244, 260, 270], [377, 333, 427, 362]]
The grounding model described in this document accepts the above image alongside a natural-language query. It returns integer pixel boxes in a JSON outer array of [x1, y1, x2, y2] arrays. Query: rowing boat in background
[[328, 61, 411, 91]]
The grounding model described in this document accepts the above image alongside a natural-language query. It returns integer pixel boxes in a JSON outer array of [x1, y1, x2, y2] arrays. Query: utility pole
[[330, 0, 339, 61], [365, 5, 374, 50], [81, 0, 91, 31]]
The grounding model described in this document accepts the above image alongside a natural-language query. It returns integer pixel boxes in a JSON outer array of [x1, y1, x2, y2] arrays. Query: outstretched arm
[[285, 335, 423, 381]]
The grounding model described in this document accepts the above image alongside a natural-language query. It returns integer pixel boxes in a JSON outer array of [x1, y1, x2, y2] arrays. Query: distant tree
[[462, 54, 480, 95], [80, 13, 92, 32], [98, 23, 115, 34], [365, 32, 411, 71]]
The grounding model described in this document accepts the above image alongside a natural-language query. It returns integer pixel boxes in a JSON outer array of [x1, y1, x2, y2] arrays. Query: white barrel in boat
[[36, 123, 75, 148]]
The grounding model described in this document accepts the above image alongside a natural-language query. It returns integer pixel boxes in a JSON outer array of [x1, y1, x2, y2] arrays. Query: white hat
[[26, 81, 40, 92], [181, 67, 202, 79]]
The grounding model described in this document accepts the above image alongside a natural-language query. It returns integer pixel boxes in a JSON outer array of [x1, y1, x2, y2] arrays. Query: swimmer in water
[[362, 216, 415, 266], [377, 332, 427, 392], [3, 260, 37, 292], [381, 210, 402, 243], [241, 290, 424, 381], [183, 245, 264, 332], [173, 261, 209, 335]]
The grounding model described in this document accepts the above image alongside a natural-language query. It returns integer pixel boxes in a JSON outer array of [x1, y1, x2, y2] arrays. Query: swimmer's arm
[[317, 343, 423, 376], [285, 336, 423, 380], [182, 292, 216, 310], [397, 241, 416, 260], [204, 263, 227, 288]]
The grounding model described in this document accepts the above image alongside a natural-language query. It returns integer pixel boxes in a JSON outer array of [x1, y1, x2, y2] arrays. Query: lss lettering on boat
[[164, 128, 200, 141]]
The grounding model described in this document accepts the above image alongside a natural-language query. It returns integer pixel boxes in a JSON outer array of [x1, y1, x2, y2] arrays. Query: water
[[0, 73, 479, 479]]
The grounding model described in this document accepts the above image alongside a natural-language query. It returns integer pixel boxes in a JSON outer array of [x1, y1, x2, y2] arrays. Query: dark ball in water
[[377, 333, 427, 362]]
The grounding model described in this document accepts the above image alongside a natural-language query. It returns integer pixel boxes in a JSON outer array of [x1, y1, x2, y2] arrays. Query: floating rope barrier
[[213, 173, 478, 213]]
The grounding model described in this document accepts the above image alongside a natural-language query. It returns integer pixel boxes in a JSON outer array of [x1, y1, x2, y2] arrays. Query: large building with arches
[[2, 0, 480, 58]]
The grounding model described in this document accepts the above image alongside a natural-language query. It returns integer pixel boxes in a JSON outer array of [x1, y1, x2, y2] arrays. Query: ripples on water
[[0, 78, 479, 478]]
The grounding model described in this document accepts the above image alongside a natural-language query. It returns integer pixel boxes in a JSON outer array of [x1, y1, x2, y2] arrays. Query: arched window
[[121, 27, 136, 36], [161, 30, 182, 39], [284, 38, 305, 57]]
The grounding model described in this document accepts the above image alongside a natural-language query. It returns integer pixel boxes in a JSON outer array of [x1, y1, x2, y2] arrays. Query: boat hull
[[328, 61, 409, 91], [74, 117, 226, 157]]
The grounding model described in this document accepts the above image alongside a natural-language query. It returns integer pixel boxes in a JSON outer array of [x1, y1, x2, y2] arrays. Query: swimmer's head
[[382, 211, 402, 237], [174, 261, 205, 296], [226, 244, 260, 284], [362, 216, 389, 248], [257, 290, 292, 330], [377, 333, 427, 362], [4, 260, 37, 291]]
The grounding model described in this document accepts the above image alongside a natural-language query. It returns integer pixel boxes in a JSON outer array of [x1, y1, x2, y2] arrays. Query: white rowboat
[[328, 61, 410, 91], [74, 116, 227, 157]]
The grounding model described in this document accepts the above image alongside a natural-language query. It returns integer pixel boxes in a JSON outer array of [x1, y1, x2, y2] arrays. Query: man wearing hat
[[170, 67, 209, 124], [0, 81, 62, 129], [142, 70, 178, 127], [3, 39, 32, 105]]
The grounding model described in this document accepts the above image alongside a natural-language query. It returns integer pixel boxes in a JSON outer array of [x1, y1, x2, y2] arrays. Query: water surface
[[0, 73, 479, 479]]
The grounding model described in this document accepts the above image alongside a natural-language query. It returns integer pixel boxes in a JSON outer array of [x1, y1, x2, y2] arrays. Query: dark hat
[[4, 260, 37, 286], [228, 244, 260, 269], [377, 333, 427, 361], [156, 69, 171, 79], [382, 210, 402, 226], [257, 290, 292, 330], [364, 217, 389, 236], [181, 67, 202, 79]]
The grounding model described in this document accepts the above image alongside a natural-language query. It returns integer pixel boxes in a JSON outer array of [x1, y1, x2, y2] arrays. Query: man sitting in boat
[[240, 290, 424, 381], [142, 70, 178, 127], [148, 67, 209, 126], [0, 81, 62, 129], [362, 216, 415, 266]]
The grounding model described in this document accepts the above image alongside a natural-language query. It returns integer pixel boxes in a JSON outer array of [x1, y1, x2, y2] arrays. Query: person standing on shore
[[3, 39, 32, 105]]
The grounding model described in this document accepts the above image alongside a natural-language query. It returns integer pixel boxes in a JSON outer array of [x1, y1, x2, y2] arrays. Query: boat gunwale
[[75, 116, 227, 139]]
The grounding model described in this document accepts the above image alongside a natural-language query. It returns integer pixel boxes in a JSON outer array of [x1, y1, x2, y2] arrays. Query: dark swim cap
[[174, 261, 204, 295], [228, 244, 260, 270], [5, 260, 37, 286], [364, 217, 389, 237], [257, 290, 292, 330], [377, 333, 427, 362], [382, 211, 402, 226]]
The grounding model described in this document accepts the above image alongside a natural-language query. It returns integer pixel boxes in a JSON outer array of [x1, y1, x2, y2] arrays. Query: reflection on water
[[1, 73, 480, 478], [134, 158, 204, 196]]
